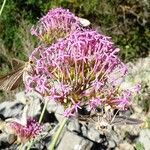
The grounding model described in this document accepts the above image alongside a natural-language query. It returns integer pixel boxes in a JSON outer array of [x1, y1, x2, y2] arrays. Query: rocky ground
[[0, 57, 150, 150]]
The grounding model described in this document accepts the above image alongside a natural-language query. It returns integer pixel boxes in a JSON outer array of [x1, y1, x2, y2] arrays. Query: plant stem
[[19, 143, 24, 150], [26, 141, 33, 150], [26, 99, 48, 150], [48, 118, 68, 150], [0, 0, 6, 16], [39, 100, 48, 123]]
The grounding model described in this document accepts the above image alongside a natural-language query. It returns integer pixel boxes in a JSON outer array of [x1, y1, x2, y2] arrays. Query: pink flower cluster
[[25, 8, 140, 117], [31, 8, 81, 45], [8, 118, 42, 143], [26, 30, 140, 116]]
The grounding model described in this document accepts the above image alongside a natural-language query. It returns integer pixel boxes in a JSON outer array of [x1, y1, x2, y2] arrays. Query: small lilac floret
[[131, 84, 141, 93], [89, 97, 101, 110], [63, 107, 75, 117]]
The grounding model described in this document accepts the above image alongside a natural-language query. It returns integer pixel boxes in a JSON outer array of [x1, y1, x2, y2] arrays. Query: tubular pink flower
[[89, 97, 101, 110], [130, 84, 141, 93], [8, 118, 42, 143], [63, 107, 75, 117], [63, 102, 81, 117], [72, 102, 82, 112], [108, 97, 130, 110], [31, 8, 81, 44]]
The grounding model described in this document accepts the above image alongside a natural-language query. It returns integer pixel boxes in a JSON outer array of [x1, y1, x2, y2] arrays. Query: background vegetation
[[0, 0, 150, 74]]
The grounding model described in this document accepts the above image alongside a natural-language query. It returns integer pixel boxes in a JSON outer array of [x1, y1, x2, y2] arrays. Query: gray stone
[[67, 119, 80, 132], [137, 129, 150, 150], [108, 140, 116, 149], [54, 105, 65, 122], [25, 91, 41, 117], [0, 133, 16, 146], [45, 97, 59, 112], [44, 96, 66, 122], [56, 131, 93, 150], [81, 124, 88, 137], [117, 141, 134, 150], [0, 101, 23, 118], [15, 91, 27, 104], [87, 127, 101, 143], [0, 91, 42, 125]]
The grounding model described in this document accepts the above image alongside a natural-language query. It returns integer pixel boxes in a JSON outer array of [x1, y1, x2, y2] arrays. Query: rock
[[0, 133, 17, 148], [137, 129, 150, 150], [45, 98, 65, 123], [15, 91, 27, 104], [45, 97, 59, 113], [80, 124, 88, 137], [56, 130, 93, 150], [0, 91, 42, 119], [0, 101, 23, 118], [25, 91, 41, 117], [117, 141, 134, 150], [108, 130, 121, 146], [67, 119, 80, 132], [87, 127, 101, 143], [54, 105, 65, 122], [108, 140, 116, 149]]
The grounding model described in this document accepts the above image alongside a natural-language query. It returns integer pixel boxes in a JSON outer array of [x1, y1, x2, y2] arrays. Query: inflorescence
[[24, 8, 140, 118], [8, 118, 42, 143], [31, 8, 82, 45]]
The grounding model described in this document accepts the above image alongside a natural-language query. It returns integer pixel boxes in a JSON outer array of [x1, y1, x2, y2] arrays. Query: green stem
[[0, 0, 6, 16], [39, 100, 48, 123], [19, 143, 24, 150], [26, 141, 33, 150], [48, 118, 68, 150], [26, 100, 48, 150]]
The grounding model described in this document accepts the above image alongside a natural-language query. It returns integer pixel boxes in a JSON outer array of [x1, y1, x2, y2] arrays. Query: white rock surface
[[138, 129, 150, 150], [56, 131, 93, 150]]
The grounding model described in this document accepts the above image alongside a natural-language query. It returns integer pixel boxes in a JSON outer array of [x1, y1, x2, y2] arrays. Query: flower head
[[26, 30, 131, 117], [31, 8, 81, 44], [8, 118, 42, 143]]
